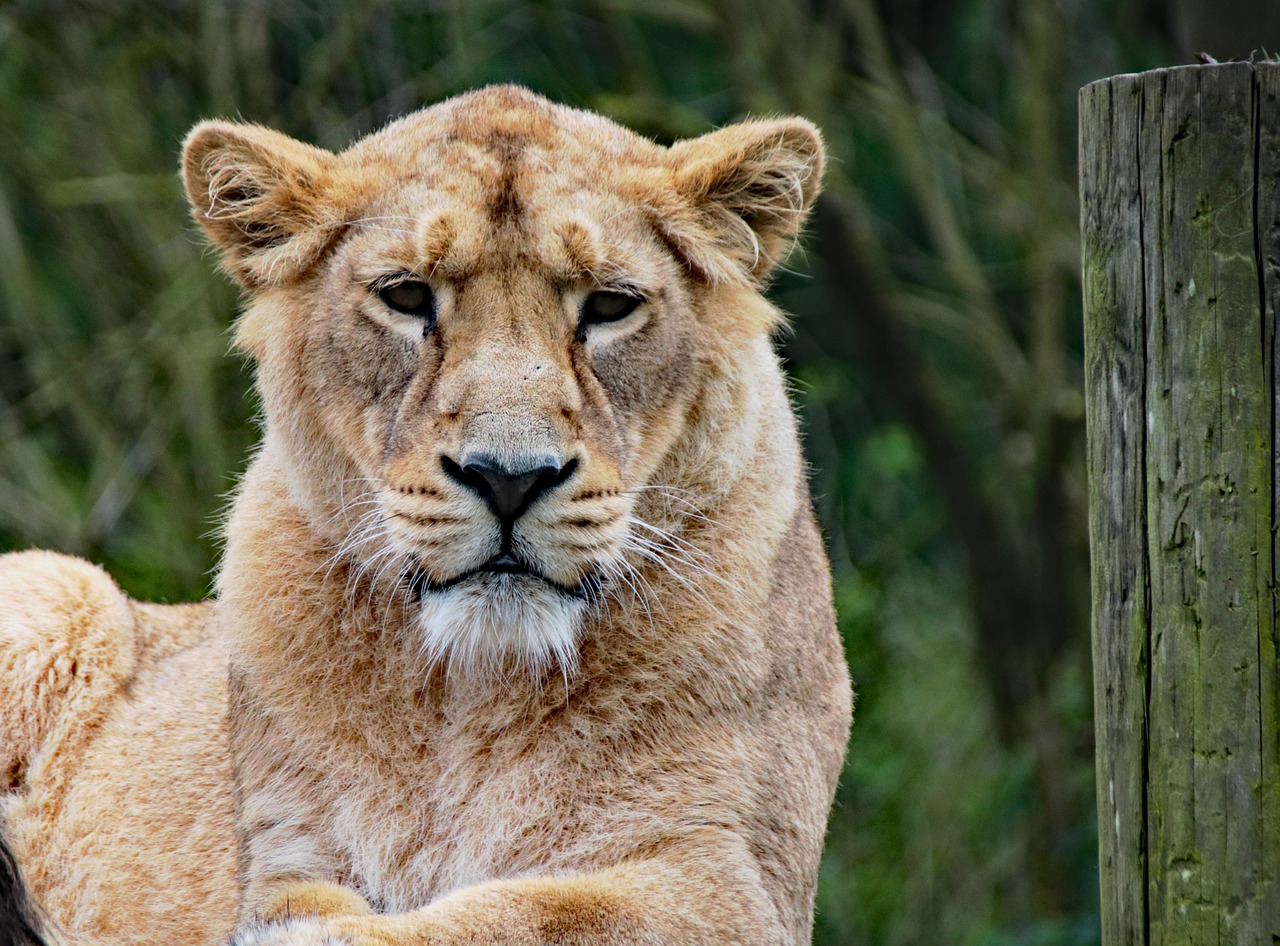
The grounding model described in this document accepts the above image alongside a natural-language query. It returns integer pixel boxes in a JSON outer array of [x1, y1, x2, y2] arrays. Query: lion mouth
[[404, 555, 599, 602]]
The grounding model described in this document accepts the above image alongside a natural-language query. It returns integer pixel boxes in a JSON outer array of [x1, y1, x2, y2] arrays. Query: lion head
[[183, 86, 822, 677]]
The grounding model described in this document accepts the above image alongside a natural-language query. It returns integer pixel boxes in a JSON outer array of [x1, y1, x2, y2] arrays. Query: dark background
[[0, 1, 1271, 943]]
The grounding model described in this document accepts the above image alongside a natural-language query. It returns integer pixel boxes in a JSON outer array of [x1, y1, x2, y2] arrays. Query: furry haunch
[[0, 86, 852, 946]]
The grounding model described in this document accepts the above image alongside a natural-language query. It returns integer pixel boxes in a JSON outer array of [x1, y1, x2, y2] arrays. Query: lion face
[[184, 86, 822, 676]]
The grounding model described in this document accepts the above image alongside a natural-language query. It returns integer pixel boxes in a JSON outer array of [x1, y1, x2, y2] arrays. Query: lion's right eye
[[378, 280, 435, 321]]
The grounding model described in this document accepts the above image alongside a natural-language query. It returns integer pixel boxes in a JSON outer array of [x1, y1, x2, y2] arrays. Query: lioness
[[0, 86, 851, 946]]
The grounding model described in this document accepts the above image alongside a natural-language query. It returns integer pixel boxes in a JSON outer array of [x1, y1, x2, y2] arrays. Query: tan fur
[[1, 86, 851, 946]]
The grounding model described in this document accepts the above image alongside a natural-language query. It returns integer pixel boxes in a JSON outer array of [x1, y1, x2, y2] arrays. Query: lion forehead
[[336, 89, 670, 250], [348, 86, 666, 173]]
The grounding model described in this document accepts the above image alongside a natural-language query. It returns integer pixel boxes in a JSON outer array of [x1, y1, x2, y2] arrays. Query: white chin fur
[[415, 574, 585, 679]]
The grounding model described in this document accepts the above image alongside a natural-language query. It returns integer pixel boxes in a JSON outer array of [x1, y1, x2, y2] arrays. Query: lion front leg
[[230, 833, 788, 946]]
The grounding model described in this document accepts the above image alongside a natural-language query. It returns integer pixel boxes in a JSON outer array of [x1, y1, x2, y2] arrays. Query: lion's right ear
[[182, 121, 340, 288]]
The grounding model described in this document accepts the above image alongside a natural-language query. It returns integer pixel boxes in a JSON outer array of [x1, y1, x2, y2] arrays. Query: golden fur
[[0, 86, 851, 946]]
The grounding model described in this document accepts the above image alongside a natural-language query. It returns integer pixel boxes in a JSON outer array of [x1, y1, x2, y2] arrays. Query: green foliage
[[0, 1, 1172, 941], [822, 567, 1100, 945]]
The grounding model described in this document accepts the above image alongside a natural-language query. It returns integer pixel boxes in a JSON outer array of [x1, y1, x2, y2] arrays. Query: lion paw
[[230, 918, 349, 946]]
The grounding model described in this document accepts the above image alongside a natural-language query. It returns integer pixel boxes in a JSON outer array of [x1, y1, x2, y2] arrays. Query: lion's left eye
[[580, 291, 642, 327], [378, 280, 435, 320]]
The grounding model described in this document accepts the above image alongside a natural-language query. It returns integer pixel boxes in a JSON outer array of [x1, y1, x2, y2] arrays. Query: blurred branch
[[813, 192, 1030, 707], [1018, 0, 1069, 395], [841, 0, 1028, 396]]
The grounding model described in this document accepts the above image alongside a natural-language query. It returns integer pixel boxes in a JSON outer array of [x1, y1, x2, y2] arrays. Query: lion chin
[[411, 571, 588, 679]]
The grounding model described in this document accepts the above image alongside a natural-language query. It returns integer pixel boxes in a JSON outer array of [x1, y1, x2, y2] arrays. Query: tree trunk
[[1081, 62, 1280, 945]]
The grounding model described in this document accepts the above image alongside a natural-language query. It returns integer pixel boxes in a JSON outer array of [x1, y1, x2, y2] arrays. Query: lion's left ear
[[664, 118, 825, 283]]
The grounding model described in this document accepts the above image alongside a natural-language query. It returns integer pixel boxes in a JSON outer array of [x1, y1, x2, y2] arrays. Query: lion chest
[[318, 710, 593, 913]]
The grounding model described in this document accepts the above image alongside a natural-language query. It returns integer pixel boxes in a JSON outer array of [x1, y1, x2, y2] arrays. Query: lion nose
[[442, 452, 578, 523]]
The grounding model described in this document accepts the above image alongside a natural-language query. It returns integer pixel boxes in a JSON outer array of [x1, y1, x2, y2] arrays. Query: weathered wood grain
[[1082, 62, 1280, 945], [1081, 71, 1150, 946], [1256, 62, 1280, 938]]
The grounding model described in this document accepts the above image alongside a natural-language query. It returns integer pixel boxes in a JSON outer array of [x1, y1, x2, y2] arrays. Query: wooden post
[[1082, 63, 1280, 944]]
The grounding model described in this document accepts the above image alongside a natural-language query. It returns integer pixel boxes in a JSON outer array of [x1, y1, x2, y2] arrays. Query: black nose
[[442, 453, 578, 523]]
